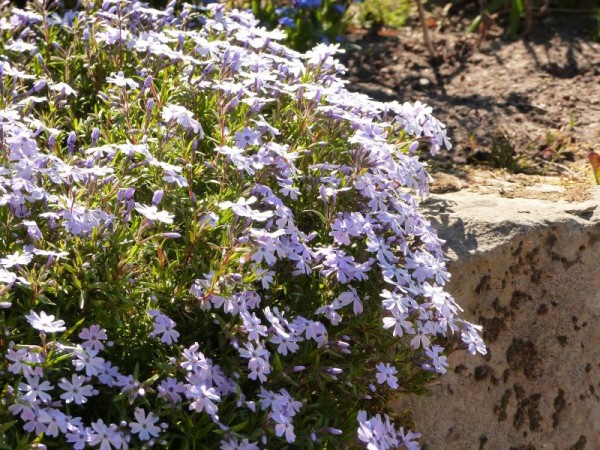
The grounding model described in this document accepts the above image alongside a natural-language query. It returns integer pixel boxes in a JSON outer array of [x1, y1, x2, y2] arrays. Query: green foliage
[[250, 0, 352, 51], [349, 0, 415, 30], [468, 0, 526, 37]]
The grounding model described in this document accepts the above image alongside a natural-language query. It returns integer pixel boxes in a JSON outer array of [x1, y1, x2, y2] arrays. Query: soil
[[340, 4, 600, 196]]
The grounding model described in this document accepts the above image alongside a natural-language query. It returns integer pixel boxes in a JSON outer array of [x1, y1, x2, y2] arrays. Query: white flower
[[134, 204, 174, 224], [0, 268, 17, 284], [25, 310, 66, 333], [0, 250, 33, 268], [6, 40, 38, 53], [218, 196, 273, 222], [129, 407, 161, 441], [32, 249, 69, 259], [49, 81, 77, 97], [162, 104, 203, 134], [106, 71, 138, 90]]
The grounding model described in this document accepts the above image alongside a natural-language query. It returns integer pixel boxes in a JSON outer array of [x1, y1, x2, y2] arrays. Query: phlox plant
[[0, 0, 485, 449]]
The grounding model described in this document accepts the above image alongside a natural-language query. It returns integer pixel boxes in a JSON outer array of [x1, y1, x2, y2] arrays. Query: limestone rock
[[397, 188, 600, 449]]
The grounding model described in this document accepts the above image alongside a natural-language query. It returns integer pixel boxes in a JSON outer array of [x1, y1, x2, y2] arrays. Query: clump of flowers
[[0, 0, 485, 449]]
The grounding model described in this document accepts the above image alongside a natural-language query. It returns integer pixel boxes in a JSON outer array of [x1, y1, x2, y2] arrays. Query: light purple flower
[[129, 407, 161, 441], [272, 413, 296, 443], [65, 424, 92, 449], [186, 384, 220, 417], [18, 373, 54, 403], [72, 346, 105, 377], [181, 342, 210, 375], [79, 324, 107, 352], [21, 405, 50, 435], [148, 310, 179, 344], [88, 419, 123, 450], [220, 437, 259, 450], [58, 374, 98, 404], [97, 361, 120, 387], [157, 377, 186, 403], [234, 127, 262, 148], [424, 345, 449, 374], [375, 363, 399, 389], [22, 220, 42, 241]]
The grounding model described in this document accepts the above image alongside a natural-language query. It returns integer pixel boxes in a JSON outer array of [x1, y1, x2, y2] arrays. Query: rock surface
[[396, 186, 600, 449]]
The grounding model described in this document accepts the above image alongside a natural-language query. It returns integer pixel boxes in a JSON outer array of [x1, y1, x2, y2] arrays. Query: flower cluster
[[0, 0, 484, 449]]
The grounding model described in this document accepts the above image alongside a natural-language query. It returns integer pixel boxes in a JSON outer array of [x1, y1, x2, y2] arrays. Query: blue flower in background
[[293, 0, 322, 9], [278, 16, 296, 28], [332, 3, 346, 14]]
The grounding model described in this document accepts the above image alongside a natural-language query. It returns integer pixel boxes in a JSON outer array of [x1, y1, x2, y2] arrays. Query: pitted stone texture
[[395, 188, 600, 449]]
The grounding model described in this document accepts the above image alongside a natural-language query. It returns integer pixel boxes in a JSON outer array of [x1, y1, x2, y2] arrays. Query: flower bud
[[142, 74, 153, 92], [160, 232, 181, 239], [91, 127, 100, 144], [33, 79, 46, 92], [146, 98, 154, 115], [409, 141, 419, 153], [67, 131, 76, 154], [117, 187, 135, 202], [152, 189, 164, 205]]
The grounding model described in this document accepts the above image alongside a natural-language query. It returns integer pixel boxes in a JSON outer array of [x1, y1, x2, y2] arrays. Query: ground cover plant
[[0, 0, 485, 448]]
